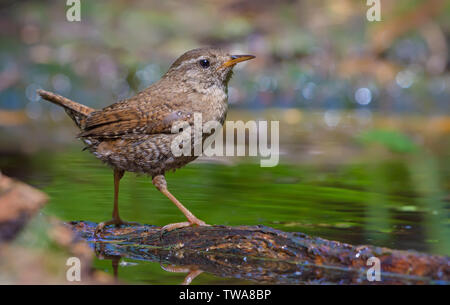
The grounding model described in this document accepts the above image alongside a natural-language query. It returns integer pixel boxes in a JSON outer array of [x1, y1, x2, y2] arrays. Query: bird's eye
[[199, 59, 210, 68]]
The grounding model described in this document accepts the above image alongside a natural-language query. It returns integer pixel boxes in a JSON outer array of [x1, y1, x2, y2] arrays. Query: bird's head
[[163, 47, 255, 93]]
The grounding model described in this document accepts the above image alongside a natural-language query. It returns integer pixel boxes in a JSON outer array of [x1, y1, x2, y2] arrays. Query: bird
[[37, 47, 255, 236]]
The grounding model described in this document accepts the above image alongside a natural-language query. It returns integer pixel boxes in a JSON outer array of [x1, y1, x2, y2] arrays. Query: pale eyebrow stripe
[[174, 56, 211, 70]]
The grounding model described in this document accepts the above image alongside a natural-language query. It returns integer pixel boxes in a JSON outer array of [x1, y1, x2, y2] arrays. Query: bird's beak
[[220, 55, 255, 69]]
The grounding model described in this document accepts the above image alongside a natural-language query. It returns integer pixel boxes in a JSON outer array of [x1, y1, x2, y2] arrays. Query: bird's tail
[[37, 89, 95, 129]]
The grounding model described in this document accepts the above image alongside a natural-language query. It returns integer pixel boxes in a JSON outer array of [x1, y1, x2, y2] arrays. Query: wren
[[38, 47, 255, 235]]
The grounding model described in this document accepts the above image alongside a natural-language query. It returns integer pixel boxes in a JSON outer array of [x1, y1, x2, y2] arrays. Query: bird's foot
[[160, 218, 210, 234], [94, 218, 139, 237]]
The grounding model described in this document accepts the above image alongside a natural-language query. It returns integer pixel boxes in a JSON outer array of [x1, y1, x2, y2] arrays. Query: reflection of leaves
[[357, 129, 419, 153]]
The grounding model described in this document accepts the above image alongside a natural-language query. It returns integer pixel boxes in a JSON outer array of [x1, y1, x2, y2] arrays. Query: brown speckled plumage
[[38, 47, 255, 234]]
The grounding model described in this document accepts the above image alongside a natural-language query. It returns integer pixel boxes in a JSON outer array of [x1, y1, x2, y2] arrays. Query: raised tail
[[37, 89, 95, 129]]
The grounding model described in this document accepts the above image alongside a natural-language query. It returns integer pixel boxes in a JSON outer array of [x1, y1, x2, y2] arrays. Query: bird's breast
[[188, 86, 228, 124], [201, 93, 228, 124]]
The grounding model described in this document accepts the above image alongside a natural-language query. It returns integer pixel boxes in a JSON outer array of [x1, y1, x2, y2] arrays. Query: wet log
[[70, 221, 449, 285]]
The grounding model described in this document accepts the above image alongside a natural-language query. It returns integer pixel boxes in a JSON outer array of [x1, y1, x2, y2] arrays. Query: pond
[[1, 140, 448, 284]]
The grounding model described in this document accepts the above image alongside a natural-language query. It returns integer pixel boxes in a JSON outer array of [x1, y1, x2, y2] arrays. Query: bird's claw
[[94, 219, 139, 237], [159, 219, 210, 239]]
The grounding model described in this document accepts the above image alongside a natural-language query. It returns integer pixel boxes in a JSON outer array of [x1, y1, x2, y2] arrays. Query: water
[[1, 145, 448, 284]]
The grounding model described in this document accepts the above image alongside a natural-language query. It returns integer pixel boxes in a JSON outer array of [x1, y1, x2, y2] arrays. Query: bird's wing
[[79, 93, 194, 138]]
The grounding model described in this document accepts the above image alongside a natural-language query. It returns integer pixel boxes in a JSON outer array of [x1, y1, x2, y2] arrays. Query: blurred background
[[0, 0, 449, 284]]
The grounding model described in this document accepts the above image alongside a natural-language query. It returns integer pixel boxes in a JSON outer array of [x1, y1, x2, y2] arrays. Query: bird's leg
[[95, 168, 138, 236], [152, 174, 209, 232], [111, 168, 124, 221]]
